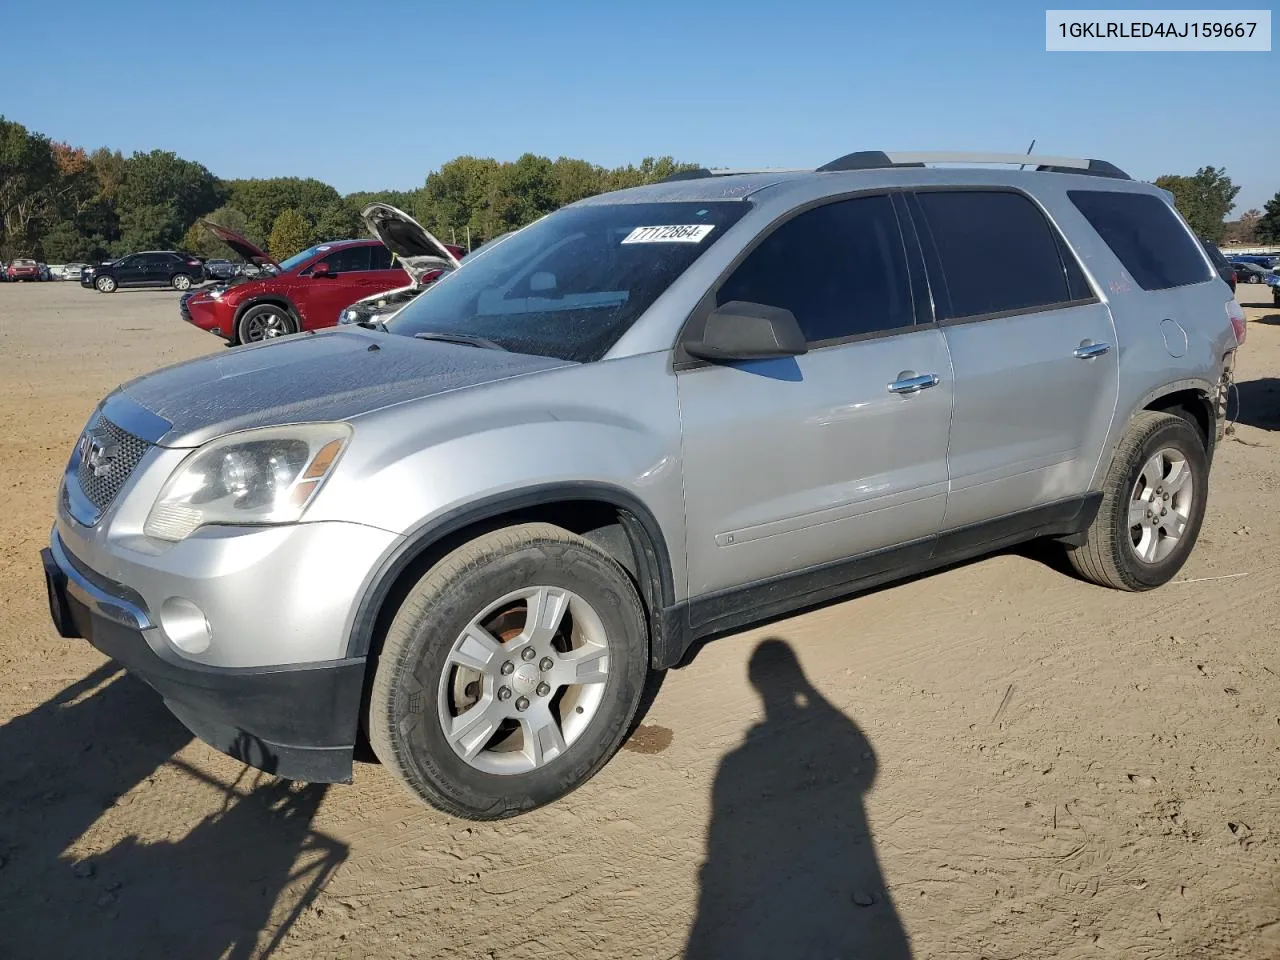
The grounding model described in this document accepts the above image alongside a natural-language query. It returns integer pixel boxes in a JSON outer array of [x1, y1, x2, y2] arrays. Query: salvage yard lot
[[1, 282, 1278, 959]]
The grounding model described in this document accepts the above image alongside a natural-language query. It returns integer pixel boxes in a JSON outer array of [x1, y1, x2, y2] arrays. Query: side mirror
[[312, 262, 335, 278], [685, 301, 808, 362]]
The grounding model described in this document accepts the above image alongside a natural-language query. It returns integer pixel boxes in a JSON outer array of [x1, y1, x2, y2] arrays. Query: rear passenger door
[[676, 193, 954, 610], [907, 188, 1119, 530]]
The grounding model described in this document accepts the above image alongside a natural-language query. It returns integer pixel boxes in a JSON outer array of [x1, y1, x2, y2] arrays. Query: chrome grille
[[75, 414, 151, 514]]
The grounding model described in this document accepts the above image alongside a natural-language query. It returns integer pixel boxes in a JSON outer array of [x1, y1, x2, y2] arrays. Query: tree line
[[2, 113, 1277, 264], [0, 115, 699, 263]]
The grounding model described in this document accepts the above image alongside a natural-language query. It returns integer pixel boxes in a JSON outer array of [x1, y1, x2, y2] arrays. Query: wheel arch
[[1141, 383, 1216, 453], [345, 483, 680, 671]]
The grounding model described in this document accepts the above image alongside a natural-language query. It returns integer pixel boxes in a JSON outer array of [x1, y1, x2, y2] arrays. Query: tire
[[1248, 274, 1261, 284], [368, 522, 649, 820], [236, 303, 296, 343], [1067, 411, 1208, 591], [172, 273, 192, 291], [95, 275, 116, 293]]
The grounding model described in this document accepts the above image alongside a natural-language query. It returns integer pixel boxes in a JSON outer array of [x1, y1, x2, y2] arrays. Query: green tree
[[313, 200, 361, 241], [1256, 193, 1280, 244], [183, 204, 252, 258], [0, 116, 58, 256], [1154, 166, 1240, 242], [113, 149, 223, 250], [268, 207, 313, 259], [227, 177, 342, 241]]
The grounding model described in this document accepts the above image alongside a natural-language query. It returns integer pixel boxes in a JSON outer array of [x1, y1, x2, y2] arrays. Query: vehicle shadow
[[0, 663, 346, 959], [686, 638, 911, 959], [1231, 377, 1280, 431]]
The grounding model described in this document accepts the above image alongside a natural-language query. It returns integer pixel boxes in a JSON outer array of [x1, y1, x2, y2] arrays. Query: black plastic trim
[[344, 483, 678, 667], [45, 574, 364, 783], [670, 494, 1102, 660]]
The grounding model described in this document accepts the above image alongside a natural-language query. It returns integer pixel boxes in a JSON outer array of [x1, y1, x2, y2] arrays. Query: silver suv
[[42, 151, 1243, 820]]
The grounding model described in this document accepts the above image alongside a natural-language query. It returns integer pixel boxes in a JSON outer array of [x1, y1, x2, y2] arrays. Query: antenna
[[1020, 139, 1036, 170]]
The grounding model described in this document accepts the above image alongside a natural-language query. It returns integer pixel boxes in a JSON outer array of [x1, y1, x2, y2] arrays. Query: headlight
[[143, 423, 351, 541], [340, 308, 360, 324], [208, 286, 225, 300]]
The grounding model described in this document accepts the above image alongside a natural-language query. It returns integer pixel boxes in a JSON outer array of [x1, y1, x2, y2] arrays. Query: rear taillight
[[1226, 299, 1246, 345]]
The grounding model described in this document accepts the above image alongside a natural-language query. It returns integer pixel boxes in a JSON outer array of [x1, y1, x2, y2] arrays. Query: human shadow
[[0, 664, 346, 959], [686, 638, 911, 960], [1232, 377, 1280, 431]]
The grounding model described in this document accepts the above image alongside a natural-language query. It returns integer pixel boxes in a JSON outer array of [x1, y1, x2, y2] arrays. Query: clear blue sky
[[2, 0, 1275, 211]]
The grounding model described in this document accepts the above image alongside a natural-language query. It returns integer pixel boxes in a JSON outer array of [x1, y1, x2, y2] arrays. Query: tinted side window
[[915, 190, 1072, 319], [367, 245, 394, 271], [322, 246, 372, 273], [1068, 190, 1210, 290], [717, 194, 912, 344]]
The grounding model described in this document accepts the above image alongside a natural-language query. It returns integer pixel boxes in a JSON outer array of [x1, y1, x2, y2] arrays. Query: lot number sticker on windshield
[[621, 224, 715, 244]]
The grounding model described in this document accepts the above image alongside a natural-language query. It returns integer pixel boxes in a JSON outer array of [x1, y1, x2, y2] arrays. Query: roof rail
[[658, 167, 810, 183], [817, 151, 1130, 180]]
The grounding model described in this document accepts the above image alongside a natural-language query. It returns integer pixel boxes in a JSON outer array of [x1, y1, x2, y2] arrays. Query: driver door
[[676, 194, 954, 625]]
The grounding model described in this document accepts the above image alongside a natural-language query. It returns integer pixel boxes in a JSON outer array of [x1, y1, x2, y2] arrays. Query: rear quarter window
[[1067, 190, 1210, 291]]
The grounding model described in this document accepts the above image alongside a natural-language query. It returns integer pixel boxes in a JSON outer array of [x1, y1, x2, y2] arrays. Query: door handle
[[1073, 341, 1111, 359], [887, 373, 940, 394]]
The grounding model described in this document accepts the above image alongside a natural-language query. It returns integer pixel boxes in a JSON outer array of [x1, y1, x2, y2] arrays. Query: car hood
[[116, 327, 572, 447], [361, 202, 460, 282], [197, 219, 279, 268]]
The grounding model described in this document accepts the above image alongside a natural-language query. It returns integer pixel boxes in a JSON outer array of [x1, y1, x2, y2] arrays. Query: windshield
[[278, 244, 328, 272], [387, 201, 749, 361]]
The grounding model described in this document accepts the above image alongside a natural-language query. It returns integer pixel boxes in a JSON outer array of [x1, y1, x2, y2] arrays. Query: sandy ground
[[0, 280, 1277, 960]]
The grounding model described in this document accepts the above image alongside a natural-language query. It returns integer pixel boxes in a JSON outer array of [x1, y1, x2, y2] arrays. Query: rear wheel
[[237, 304, 295, 343], [368, 523, 649, 820], [171, 273, 192, 291], [95, 275, 116, 293], [1067, 411, 1208, 591]]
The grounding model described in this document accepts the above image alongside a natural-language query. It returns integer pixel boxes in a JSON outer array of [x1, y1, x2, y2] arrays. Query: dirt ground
[[0, 280, 1277, 960]]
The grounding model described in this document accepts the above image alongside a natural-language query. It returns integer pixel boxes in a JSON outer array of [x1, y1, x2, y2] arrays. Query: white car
[[337, 204, 508, 328]]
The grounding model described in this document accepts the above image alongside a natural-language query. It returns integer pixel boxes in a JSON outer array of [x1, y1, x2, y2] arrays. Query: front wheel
[[172, 273, 192, 291], [1067, 411, 1208, 591], [368, 523, 649, 820], [95, 275, 116, 293], [1248, 274, 1262, 284], [236, 304, 295, 343]]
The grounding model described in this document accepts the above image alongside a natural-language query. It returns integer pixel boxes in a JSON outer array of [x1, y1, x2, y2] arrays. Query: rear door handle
[[1073, 341, 1111, 359], [887, 373, 940, 394]]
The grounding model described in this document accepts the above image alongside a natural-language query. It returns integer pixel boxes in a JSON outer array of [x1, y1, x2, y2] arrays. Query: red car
[[181, 225, 418, 344], [7, 259, 43, 281]]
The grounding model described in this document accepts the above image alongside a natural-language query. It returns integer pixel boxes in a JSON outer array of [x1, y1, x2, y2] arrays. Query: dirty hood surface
[[118, 328, 571, 447]]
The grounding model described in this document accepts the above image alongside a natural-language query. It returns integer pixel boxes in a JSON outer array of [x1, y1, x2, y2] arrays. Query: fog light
[[160, 597, 212, 654]]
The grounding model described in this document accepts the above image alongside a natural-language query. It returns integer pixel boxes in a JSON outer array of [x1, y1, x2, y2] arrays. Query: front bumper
[[41, 532, 367, 783], [181, 292, 235, 339]]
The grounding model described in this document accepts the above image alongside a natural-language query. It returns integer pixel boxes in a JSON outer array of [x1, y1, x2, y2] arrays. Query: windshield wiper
[[356, 319, 389, 332], [412, 332, 507, 351]]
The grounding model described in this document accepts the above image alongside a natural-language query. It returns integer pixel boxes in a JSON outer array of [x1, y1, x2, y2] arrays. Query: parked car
[[82, 251, 205, 292], [6, 259, 43, 281], [1199, 237, 1236, 292], [202, 258, 238, 281], [0, 261, 8, 281], [1230, 260, 1271, 284], [61, 262, 90, 281], [180, 222, 413, 343], [41, 150, 1242, 820], [1228, 254, 1277, 270], [38, 262, 52, 281], [336, 203, 474, 327]]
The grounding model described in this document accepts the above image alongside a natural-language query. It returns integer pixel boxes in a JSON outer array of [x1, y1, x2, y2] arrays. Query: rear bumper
[[41, 536, 365, 783]]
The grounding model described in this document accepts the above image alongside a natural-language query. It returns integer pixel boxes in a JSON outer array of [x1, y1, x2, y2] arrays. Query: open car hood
[[361, 203, 461, 282], [197, 219, 279, 268]]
